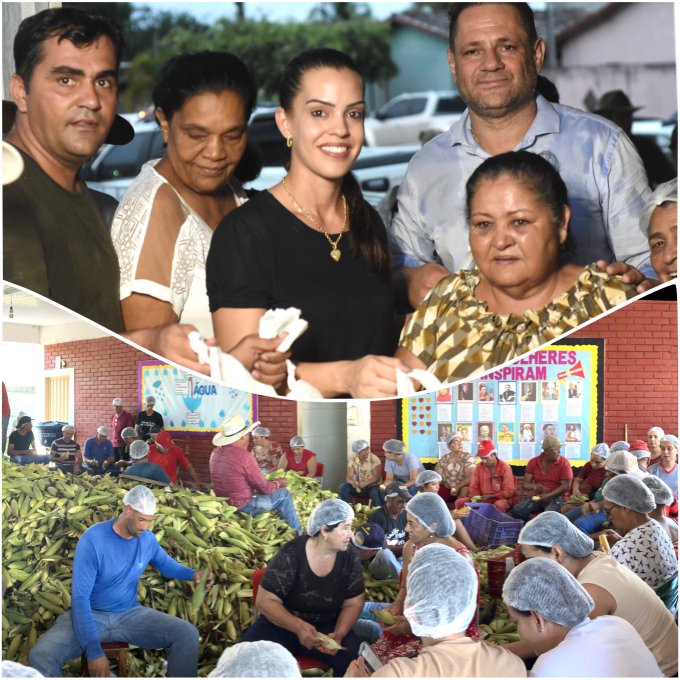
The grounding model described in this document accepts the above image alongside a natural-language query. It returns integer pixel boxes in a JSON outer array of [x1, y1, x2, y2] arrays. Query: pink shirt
[[110, 410, 135, 447], [210, 443, 279, 508]]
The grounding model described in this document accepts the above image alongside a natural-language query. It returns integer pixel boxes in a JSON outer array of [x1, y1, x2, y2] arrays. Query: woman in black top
[[241, 499, 364, 676], [207, 48, 407, 398]]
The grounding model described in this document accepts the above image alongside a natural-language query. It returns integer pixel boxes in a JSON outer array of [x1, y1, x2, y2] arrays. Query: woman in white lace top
[[111, 52, 255, 337]]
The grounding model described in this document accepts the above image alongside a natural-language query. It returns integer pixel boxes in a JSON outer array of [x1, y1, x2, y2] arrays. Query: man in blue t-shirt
[[28, 485, 212, 677], [124, 440, 171, 485], [82, 426, 115, 475]]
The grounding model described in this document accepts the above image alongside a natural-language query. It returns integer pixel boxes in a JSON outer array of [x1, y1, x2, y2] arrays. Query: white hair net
[[602, 474, 656, 513], [609, 441, 630, 453], [404, 543, 477, 638], [518, 511, 594, 558], [590, 443, 610, 459], [306, 498, 354, 536], [61, 424, 75, 433], [208, 641, 301, 677], [642, 475, 674, 506], [351, 439, 370, 454], [605, 450, 641, 475], [416, 470, 442, 487], [121, 427, 137, 439], [648, 426, 665, 438], [503, 557, 594, 628], [145, 396, 156, 404], [112, 398, 123, 407], [252, 426, 271, 437], [406, 493, 454, 537], [129, 440, 149, 460], [96, 426, 109, 436], [661, 434, 679, 450], [383, 439, 406, 454], [447, 432, 463, 444], [123, 485, 157, 515], [644, 178, 678, 231], [289, 436, 305, 448], [2, 661, 44, 677]]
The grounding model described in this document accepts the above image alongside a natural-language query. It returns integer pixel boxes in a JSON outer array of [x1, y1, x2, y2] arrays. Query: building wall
[[560, 3, 676, 66], [570, 298, 677, 444], [388, 28, 454, 102], [543, 63, 677, 119]]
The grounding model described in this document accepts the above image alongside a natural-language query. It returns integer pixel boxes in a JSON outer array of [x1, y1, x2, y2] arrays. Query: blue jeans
[[339, 482, 383, 508], [574, 510, 607, 534], [28, 607, 199, 677], [354, 602, 391, 643], [368, 549, 402, 580], [239, 487, 301, 534], [9, 454, 50, 465]]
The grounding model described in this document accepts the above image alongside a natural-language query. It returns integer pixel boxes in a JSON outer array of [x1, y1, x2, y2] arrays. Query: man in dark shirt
[[135, 396, 164, 442], [50, 424, 82, 474], [123, 440, 171, 485], [7, 415, 49, 465], [368, 481, 410, 560]]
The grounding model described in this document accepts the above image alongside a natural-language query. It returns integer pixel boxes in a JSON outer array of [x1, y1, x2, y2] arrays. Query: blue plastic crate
[[461, 503, 522, 546]]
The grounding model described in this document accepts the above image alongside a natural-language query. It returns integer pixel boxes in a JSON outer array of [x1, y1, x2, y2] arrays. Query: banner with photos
[[401, 341, 603, 465], [138, 361, 254, 434]]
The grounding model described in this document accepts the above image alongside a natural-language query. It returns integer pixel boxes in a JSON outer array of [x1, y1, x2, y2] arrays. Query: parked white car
[[364, 91, 466, 146]]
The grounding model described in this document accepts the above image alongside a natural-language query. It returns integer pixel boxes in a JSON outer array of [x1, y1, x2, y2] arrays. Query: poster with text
[[138, 361, 254, 434], [401, 341, 603, 464]]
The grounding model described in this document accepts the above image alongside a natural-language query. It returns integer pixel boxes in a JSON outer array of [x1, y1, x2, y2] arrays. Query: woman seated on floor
[[240, 499, 362, 676], [517, 511, 677, 676], [502, 558, 663, 676], [345, 544, 526, 678], [395, 151, 639, 383]]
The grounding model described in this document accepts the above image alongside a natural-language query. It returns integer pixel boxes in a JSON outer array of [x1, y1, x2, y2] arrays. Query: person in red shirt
[[455, 441, 516, 512], [209, 416, 300, 532], [278, 436, 318, 477], [110, 397, 136, 462], [510, 435, 573, 521], [148, 431, 201, 487]]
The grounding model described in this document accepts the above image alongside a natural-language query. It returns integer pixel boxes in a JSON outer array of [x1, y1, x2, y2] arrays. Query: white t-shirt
[[530, 616, 662, 677], [112, 160, 247, 337]]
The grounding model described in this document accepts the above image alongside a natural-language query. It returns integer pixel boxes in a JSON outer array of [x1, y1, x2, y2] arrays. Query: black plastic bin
[[35, 421, 68, 448]]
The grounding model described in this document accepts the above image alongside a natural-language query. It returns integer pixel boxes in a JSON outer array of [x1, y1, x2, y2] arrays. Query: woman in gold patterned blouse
[[434, 431, 475, 504], [396, 151, 638, 383]]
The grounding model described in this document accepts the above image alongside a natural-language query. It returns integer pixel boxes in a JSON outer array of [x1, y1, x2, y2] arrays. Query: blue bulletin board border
[[137, 360, 255, 435], [400, 339, 604, 466]]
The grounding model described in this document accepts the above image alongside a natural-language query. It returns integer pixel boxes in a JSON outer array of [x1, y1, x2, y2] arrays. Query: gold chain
[[281, 177, 348, 262]]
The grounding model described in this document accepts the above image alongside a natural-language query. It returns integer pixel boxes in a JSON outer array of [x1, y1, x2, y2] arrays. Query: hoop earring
[[287, 137, 293, 149]]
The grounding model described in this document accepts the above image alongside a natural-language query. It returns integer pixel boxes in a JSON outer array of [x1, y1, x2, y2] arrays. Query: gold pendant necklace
[[281, 177, 348, 262]]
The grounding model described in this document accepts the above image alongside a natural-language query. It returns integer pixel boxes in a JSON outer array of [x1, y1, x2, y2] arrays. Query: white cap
[[123, 485, 156, 515], [112, 398, 123, 407]]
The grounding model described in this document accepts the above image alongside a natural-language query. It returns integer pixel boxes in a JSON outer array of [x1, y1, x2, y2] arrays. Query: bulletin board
[[400, 340, 604, 466], [137, 361, 254, 434]]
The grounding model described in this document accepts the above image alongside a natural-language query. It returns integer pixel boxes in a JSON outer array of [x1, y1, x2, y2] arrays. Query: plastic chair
[[81, 642, 129, 676], [315, 461, 325, 486], [252, 568, 329, 673]]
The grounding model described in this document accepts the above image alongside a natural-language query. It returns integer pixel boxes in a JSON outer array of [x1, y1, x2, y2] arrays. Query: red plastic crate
[[487, 546, 526, 599]]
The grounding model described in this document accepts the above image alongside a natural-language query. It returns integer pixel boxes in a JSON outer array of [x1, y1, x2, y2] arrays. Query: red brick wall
[[570, 299, 677, 443]]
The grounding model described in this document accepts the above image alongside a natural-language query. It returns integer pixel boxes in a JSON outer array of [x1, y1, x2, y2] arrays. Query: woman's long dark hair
[[279, 48, 390, 279]]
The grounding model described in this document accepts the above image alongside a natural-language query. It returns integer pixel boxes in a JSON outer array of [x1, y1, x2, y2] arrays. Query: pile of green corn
[[2, 464, 399, 676]]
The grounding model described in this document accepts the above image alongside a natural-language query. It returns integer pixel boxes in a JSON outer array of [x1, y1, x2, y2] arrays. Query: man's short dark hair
[[448, 3, 538, 51], [14, 7, 124, 90]]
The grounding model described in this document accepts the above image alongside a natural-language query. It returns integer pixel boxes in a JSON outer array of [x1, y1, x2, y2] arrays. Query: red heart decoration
[[419, 414, 424, 419], [418, 398, 424, 402], [426, 421, 431, 426], [419, 429, 425, 434], [425, 406, 431, 410], [411, 406, 416, 411]]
